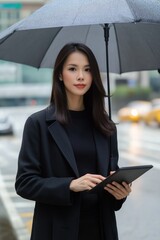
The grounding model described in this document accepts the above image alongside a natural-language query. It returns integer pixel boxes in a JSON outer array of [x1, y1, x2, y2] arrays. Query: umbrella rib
[[71, 0, 86, 25], [113, 24, 122, 74], [84, 25, 91, 43], [0, 31, 15, 44], [125, 0, 138, 22], [38, 27, 63, 69]]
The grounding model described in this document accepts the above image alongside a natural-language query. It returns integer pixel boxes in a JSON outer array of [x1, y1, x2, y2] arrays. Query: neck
[[67, 96, 84, 111]]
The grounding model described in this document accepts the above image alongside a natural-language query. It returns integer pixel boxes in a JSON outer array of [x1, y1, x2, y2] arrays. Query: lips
[[74, 84, 86, 89]]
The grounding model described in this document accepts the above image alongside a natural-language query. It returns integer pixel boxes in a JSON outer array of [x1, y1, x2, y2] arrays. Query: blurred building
[[0, 1, 48, 31], [0, 1, 52, 107]]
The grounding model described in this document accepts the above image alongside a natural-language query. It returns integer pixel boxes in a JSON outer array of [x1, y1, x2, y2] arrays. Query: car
[[143, 99, 160, 127], [0, 112, 14, 135], [151, 98, 160, 108], [117, 100, 152, 123]]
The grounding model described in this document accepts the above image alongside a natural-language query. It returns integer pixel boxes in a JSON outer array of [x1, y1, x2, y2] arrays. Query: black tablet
[[89, 165, 153, 193]]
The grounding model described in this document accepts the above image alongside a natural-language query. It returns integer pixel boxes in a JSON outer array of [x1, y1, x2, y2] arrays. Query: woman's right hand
[[69, 174, 105, 192]]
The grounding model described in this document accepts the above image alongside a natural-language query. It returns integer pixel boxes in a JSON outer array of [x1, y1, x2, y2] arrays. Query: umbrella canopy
[[0, 0, 160, 118], [0, 0, 160, 73], [0, 23, 160, 73]]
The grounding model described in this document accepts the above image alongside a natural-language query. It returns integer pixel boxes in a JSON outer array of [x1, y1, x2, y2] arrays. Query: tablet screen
[[89, 165, 153, 193]]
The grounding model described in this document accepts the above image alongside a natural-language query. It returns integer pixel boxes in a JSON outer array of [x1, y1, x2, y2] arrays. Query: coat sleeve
[[109, 127, 126, 211], [15, 116, 75, 206]]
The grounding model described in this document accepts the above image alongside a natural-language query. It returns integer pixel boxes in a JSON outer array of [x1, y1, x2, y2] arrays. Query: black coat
[[15, 105, 125, 240]]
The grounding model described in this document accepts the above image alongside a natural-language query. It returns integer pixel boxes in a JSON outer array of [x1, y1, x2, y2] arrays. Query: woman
[[15, 43, 131, 240]]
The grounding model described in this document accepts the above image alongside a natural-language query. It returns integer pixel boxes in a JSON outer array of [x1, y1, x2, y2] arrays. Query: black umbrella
[[0, 0, 160, 118]]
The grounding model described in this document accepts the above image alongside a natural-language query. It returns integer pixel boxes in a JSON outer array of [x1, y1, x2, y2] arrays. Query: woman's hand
[[104, 181, 132, 200], [69, 174, 105, 192]]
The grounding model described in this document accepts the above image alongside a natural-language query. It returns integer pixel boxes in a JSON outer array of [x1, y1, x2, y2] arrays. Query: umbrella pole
[[103, 23, 112, 120], [104, 24, 113, 171]]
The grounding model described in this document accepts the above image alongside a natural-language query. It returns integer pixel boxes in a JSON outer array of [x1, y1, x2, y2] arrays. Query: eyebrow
[[67, 64, 90, 67]]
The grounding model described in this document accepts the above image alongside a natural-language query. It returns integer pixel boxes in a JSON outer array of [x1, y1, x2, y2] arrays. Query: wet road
[[116, 122, 160, 240], [0, 107, 160, 240]]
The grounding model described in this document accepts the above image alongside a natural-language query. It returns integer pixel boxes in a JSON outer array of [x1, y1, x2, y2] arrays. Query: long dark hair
[[50, 42, 115, 136]]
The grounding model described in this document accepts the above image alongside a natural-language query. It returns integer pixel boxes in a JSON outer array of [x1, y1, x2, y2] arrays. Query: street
[[116, 122, 160, 240], [0, 106, 160, 240]]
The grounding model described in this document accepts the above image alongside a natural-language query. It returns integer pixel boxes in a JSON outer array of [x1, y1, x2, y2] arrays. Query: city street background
[[0, 106, 159, 240], [0, 1, 160, 240]]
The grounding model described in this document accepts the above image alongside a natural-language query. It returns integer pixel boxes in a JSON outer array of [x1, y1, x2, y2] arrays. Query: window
[[0, 5, 21, 31]]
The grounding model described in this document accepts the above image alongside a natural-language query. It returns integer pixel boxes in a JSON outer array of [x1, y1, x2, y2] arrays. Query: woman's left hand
[[104, 181, 132, 200]]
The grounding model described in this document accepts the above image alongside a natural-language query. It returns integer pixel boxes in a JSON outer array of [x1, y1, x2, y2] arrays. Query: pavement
[[0, 169, 30, 240], [0, 197, 17, 240]]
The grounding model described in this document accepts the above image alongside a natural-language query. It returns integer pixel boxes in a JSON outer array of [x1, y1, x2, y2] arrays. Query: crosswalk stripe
[[20, 212, 33, 218], [2, 174, 15, 180], [14, 202, 34, 208], [0, 170, 30, 240], [120, 151, 160, 169]]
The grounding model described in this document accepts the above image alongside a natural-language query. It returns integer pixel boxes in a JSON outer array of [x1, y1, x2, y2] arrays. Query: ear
[[59, 73, 63, 81]]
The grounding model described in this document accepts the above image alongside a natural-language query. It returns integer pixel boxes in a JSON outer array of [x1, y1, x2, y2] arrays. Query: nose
[[77, 70, 84, 81]]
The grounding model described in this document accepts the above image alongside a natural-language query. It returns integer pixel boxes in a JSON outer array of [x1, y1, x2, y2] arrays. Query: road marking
[[26, 220, 32, 232], [15, 202, 34, 208], [20, 212, 33, 233], [120, 152, 160, 170], [8, 191, 17, 197], [2, 174, 15, 180], [20, 212, 33, 218], [0, 170, 30, 240], [3, 181, 15, 187], [119, 138, 160, 152]]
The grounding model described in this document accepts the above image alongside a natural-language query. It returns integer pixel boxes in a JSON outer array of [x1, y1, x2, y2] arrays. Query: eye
[[68, 67, 76, 71], [85, 67, 91, 72]]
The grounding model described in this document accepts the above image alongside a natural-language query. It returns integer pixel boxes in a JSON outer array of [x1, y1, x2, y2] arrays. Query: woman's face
[[61, 51, 93, 101]]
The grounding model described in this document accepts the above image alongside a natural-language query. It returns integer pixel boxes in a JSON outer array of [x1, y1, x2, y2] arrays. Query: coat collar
[[45, 105, 110, 177]]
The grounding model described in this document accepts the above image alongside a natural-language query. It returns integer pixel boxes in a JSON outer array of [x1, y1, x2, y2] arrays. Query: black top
[[65, 110, 97, 176], [64, 110, 101, 239]]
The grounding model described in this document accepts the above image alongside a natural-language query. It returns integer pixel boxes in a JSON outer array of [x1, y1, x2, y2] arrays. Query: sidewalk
[[0, 197, 17, 240]]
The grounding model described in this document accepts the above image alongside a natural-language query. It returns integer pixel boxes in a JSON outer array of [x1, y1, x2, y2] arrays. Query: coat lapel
[[48, 121, 79, 177], [46, 105, 79, 177], [46, 105, 111, 178]]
